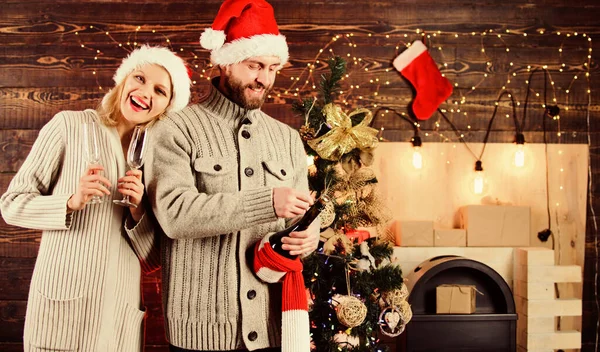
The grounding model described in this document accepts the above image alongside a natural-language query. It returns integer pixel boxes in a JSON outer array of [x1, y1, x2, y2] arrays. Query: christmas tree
[[296, 57, 412, 351]]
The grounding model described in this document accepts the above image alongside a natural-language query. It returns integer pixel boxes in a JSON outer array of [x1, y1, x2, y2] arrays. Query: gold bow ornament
[[307, 103, 379, 161]]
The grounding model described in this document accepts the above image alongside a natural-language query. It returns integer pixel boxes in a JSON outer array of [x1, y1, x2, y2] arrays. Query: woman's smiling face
[[119, 63, 173, 126]]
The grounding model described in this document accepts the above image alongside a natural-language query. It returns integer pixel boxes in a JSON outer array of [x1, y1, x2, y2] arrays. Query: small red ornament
[[344, 228, 370, 244]]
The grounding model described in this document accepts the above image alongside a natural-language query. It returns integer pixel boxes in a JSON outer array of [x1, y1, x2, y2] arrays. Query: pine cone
[[299, 125, 316, 141]]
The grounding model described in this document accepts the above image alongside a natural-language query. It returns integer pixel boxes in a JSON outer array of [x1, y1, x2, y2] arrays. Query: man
[[145, 0, 318, 351]]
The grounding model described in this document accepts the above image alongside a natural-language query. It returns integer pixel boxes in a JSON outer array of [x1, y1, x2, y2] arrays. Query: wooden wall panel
[[1, 0, 599, 351]]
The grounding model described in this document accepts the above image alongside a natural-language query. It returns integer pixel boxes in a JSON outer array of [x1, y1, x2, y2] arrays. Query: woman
[[1, 45, 191, 352]]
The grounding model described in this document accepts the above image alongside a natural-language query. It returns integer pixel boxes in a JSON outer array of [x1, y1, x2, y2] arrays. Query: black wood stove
[[398, 255, 517, 352]]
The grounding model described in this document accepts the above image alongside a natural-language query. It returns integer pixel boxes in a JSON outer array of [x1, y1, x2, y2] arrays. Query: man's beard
[[223, 74, 271, 110]]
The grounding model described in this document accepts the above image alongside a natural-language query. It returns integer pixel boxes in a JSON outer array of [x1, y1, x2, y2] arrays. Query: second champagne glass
[[113, 125, 148, 208], [82, 121, 103, 204]]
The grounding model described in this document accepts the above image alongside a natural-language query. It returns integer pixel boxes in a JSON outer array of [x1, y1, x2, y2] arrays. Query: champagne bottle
[[269, 194, 331, 259]]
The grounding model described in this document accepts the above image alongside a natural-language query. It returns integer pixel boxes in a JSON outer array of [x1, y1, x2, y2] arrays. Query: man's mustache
[[246, 82, 267, 90]]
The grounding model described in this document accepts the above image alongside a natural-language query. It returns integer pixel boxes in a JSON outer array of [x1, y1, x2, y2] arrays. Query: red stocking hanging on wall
[[393, 40, 453, 120]]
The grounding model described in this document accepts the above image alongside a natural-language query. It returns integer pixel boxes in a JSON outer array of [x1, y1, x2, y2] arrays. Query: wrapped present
[[398, 221, 434, 247], [459, 205, 530, 247], [436, 284, 478, 314], [434, 228, 466, 247]]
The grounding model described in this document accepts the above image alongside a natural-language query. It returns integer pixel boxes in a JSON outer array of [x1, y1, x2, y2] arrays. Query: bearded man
[[145, 1, 319, 351]]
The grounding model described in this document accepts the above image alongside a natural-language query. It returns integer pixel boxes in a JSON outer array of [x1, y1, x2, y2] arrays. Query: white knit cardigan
[[1, 109, 160, 352]]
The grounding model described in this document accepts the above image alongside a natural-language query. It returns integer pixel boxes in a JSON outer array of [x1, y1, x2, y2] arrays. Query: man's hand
[[281, 216, 320, 256], [273, 187, 313, 218]]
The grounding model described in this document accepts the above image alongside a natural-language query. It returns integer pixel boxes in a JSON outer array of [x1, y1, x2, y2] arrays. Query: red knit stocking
[[393, 40, 453, 120]]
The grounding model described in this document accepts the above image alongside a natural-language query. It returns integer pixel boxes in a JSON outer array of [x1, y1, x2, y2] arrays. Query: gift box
[[434, 229, 466, 247], [395, 221, 434, 247], [459, 205, 530, 247], [436, 284, 477, 314]]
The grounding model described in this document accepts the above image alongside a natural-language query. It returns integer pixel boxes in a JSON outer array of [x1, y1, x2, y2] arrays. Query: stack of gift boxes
[[393, 204, 531, 248], [394, 204, 533, 316]]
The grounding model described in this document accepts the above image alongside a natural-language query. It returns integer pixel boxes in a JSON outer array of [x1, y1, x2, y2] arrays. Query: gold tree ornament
[[341, 154, 361, 175], [398, 300, 413, 324], [299, 124, 316, 141], [307, 103, 379, 161], [322, 231, 353, 255], [334, 295, 368, 328], [381, 285, 409, 308], [379, 305, 406, 337], [359, 148, 375, 167], [319, 200, 337, 228]]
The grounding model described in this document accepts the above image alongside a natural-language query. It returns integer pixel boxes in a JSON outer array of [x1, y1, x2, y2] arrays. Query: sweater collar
[[201, 78, 260, 128]]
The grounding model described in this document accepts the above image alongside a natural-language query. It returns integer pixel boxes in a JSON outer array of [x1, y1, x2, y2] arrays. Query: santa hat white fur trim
[[209, 33, 289, 66], [200, 28, 227, 51], [108, 45, 191, 113], [393, 40, 427, 72]]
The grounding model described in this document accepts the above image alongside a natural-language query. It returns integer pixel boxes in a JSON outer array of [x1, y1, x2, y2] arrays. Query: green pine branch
[[321, 56, 346, 104]]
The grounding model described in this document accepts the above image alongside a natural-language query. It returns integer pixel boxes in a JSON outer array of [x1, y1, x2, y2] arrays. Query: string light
[[514, 133, 526, 168], [411, 135, 423, 169], [72, 24, 209, 90], [473, 160, 485, 195], [73, 25, 592, 149]]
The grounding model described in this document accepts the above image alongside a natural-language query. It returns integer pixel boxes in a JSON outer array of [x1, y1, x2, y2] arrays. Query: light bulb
[[412, 146, 423, 169], [473, 160, 485, 195], [411, 134, 423, 169], [514, 133, 525, 168], [514, 144, 525, 167], [473, 171, 485, 194]]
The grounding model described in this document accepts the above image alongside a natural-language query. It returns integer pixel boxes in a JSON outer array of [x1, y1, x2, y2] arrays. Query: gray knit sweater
[[0, 110, 160, 352], [145, 82, 309, 350]]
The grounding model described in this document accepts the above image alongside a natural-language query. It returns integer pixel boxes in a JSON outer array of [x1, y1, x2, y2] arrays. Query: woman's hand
[[117, 169, 145, 222], [67, 164, 111, 211]]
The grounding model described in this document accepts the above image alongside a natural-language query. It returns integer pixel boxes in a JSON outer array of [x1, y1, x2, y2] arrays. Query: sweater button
[[247, 290, 256, 300], [241, 130, 251, 139], [244, 167, 254, 177], [248, 331, 258, 341], [213, 164, 222, 172]]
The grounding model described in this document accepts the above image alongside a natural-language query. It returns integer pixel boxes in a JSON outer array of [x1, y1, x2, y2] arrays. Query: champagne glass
[[114, 125, 148, 208], [82, 121, 103, 204]]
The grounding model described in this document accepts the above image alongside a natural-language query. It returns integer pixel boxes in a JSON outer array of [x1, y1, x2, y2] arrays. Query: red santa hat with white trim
[[200, 0, 289, 66]]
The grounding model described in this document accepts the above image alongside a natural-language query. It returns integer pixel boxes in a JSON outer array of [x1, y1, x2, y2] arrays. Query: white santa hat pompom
[[200, 28, 227, 51]]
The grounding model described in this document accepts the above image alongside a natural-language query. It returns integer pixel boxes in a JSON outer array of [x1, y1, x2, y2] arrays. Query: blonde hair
[[97, 68, 171, 128], [97, 80, 124, 127]]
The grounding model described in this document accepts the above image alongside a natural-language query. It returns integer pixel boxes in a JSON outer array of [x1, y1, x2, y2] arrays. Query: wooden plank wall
[[1, 1, 599, 351]]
